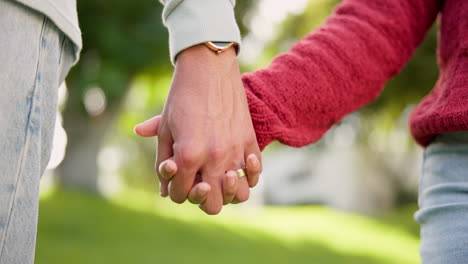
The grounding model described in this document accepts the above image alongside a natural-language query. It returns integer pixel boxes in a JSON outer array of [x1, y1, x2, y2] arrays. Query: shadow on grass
[[36, 192, 395, 264]]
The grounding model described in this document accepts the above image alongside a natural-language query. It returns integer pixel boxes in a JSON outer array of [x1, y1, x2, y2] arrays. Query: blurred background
[[36, 0, 439, 263]]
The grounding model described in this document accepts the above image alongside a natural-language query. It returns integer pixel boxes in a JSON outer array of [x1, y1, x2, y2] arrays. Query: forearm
[[243, 0, 442, 150]]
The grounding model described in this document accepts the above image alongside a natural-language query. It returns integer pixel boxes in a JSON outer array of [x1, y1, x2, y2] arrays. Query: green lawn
[[36, 191, 420, 264]]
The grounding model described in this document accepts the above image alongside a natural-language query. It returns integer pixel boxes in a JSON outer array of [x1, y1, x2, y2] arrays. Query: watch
[[203, 41, 238, 54]]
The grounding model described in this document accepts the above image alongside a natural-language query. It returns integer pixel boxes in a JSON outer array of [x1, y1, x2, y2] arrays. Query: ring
[[236, 168, 247, 179]]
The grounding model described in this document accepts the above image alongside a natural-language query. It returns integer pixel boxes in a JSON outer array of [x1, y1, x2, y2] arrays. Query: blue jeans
[[416, 131, 468, 264], [0, 0, 74, 263]]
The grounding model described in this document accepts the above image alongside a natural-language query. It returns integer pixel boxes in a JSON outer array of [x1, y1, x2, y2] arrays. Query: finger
[[244, 140, 262, 188], [156, 135, 174, 198], [228, 154, 250, 205], [222, 171, 238, 205], [158, 158, 178, 181], [198, 170, 224, 215], [169, 145, 200, 204], [187, 182, 211, 205], [168, 168, 197, 204], [134, 115, 161, 137], [232, 174, 250, 204], [245, 154, 261, 188]]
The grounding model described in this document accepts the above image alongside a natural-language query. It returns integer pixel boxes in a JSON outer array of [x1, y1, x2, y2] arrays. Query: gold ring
[[236, 168, 247, 179]]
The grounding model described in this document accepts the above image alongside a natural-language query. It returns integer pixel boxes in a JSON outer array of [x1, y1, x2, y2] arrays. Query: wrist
[[176, 44, 237, 69], [162, 0, 241, 65]]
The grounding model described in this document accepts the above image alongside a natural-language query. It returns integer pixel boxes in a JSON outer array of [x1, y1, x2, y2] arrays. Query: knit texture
[[409, 0, 468, 146], [241, 0, 462, 150]]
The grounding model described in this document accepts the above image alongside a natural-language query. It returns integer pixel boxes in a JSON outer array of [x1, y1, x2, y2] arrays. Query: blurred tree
[[59, 0, 169, 191], [58, 0, 257, 192]]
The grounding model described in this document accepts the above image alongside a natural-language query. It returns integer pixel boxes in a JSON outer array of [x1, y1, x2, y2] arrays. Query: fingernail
[[225, 171, 237, 186], [198, 186, 209, 196], [165, 162, 176, 174], [158, 163, 168, 178], [228, 174, 236, 187], [248, 154, 258, 167]]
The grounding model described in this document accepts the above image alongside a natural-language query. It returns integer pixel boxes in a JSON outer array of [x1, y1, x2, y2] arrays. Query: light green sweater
[[160, 0, 241, 64], [12, 0, 241, 65]]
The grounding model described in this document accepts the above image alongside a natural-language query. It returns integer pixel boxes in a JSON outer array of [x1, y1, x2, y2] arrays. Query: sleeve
[[242, 0, 442, 150], [160, 0, 241, 65]]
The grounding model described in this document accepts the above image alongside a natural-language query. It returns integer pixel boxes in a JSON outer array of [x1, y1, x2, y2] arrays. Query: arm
[[154, 46, 260, 215], [243, 0, 442, 150], [138, 1, 261, 215]]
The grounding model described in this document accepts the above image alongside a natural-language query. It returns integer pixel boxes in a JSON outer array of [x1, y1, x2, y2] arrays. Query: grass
[[36, 191, 420, 264]]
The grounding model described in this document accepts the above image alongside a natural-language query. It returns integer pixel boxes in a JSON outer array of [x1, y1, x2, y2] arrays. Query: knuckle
[[231, 142, 243, 154], [245, 135, 258, 147], [208, 144, 228, 162], [176, 149, 201, 168]]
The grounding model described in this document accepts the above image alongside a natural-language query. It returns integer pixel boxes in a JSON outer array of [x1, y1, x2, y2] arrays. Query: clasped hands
[[135, 44, 262, 215]]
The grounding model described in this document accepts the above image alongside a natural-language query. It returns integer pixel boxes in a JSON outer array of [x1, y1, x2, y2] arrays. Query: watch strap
[[204, 41, 238, 54]]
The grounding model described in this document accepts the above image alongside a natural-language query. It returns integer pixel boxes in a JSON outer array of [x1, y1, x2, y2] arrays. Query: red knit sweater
[[243, 0, 467, 150]]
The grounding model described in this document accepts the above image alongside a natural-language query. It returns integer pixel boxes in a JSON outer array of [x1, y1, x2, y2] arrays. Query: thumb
[[134, 115, 161, 137], [159, 157, 178, 181]]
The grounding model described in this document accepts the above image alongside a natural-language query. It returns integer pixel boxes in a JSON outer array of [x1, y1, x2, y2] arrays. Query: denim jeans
[[416, 131, 468, 264], [0, 0, 74, 263]]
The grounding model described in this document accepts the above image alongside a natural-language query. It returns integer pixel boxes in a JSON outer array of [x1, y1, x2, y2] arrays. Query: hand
[[135, 45, 261, 214], [135, 116, 262, 206], [157, 154, 262, 205]]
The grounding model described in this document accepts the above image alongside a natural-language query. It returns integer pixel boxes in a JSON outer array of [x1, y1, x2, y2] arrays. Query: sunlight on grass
[[37, 190, 420, 264], [111, 190, 419, 263]]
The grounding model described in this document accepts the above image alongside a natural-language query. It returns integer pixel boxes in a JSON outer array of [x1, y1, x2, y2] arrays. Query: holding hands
[[135, 44, 262, 215]]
